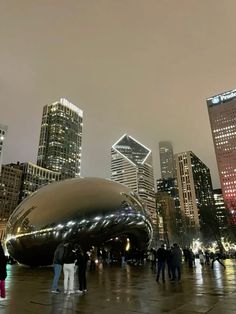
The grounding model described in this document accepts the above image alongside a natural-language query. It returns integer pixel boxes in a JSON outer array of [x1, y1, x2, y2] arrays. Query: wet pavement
[[0, 259, 236, 313]]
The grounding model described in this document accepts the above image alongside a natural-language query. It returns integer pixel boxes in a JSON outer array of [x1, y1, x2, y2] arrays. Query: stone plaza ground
[[0, 259, 236, 314]]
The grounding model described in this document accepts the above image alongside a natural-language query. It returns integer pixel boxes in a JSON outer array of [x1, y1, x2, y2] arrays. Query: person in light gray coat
[[170, 243, 182, 282]]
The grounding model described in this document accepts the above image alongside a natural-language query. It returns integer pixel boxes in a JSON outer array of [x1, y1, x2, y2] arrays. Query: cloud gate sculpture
[[6, 177, 153, 266]]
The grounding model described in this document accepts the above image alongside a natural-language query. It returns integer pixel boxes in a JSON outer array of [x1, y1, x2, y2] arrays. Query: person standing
[[199, 250, 205, 265], [156, 245, 167, 283], [63, 242, 76, 294], [205, 250, 210, 265], [188, 248, 195, 268], [75, 245, 89, 293], [183, 247, 189, 263], [170, 243, 182, 282], [51, 242, 65, 293], [0, 243, 7, 299]]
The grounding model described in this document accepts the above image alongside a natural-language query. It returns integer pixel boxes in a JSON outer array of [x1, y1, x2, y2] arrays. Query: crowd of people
[[151, 243, 183, 283], [51, 241, 89, 294], [51, 240, 228, 293], [0, 240, 234, 299], [148, 243, 229, 284], [182, 247, 226, 269]]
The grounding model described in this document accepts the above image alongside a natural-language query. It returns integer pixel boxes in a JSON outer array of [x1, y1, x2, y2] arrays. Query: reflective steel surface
[[6, 177, 153, 266]]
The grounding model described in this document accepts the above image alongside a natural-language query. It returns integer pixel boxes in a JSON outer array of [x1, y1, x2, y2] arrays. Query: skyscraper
[[207, 89, 236, 224], [156, 191, 176, 245], [37, 98, 83, 179], [111, 134, 156, 226], [0, 124, 8, 174], [159, 141, 175, 179], [0, 163, 22, 240], [156, 178, 182, 242], [175, 151, 214, 231], [157, 141, 182, 244]]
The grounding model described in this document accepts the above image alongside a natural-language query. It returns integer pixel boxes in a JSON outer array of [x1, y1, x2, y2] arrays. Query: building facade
[[111, 134, 157, 226], [157, 141, 183, 244], [0, 163, 22, 240], [156, 178, 182, 242], [0, 124, 8, 174], [159, 141, 175, 179], [37, 98, 83, 179], [156, 191, 176, 245], [19, 162, 60, 203], [207, 89, 236, 224], [175, 151, 214, 232], [213, 188, 228, 234], [157, 177, 178, 200]]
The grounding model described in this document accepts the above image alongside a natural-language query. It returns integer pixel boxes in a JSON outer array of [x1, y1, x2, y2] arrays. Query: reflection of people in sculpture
[[90, 247, 97, 270], [211, 252, 226, 269]]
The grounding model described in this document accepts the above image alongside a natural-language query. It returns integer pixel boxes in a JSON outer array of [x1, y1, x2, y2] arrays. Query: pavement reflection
[[0, 259, 236, 313]]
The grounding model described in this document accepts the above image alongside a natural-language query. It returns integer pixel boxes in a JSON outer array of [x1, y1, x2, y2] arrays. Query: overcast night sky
[[2, 0, 236, 188]]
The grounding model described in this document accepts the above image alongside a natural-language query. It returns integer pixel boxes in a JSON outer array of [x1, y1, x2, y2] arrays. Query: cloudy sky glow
[[2, 0, 236, 188]]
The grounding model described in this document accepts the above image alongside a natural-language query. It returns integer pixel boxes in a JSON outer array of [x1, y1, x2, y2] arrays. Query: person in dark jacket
[[211, 252, 226, 269], [170, 243, 182, 282], [74, 244, 89, 293], [187, 248, 195, 268], [156, 244, 167, 283], [63, 242, 76, 294], [51, 242, 65, 293], [0, 243, 7, 298]]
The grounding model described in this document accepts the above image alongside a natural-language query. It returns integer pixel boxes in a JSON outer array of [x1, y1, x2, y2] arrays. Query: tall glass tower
[[207, 89, 236, 224], [111, 134, 156, 226], [159, 141, 175, 179], [157, 141, 182, 244], [37, 98, 83, 179]]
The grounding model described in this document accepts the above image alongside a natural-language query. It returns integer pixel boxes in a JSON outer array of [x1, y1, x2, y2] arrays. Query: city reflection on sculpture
[[6, 177, 153, 266]]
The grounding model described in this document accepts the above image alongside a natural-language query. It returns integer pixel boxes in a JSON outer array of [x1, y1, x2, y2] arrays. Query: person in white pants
[[63, 242, 76, 294]]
